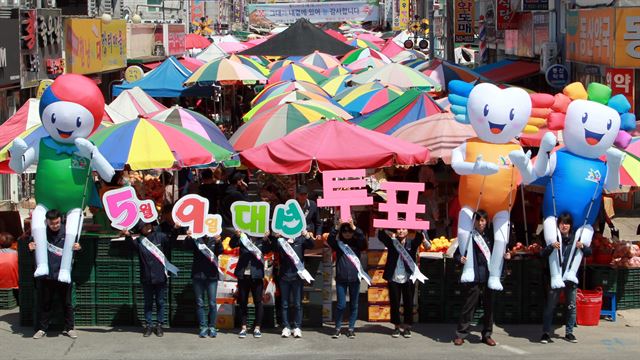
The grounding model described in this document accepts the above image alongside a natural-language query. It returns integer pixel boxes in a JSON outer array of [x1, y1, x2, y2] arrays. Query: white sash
[[47, 243, 63, 257], [240, 233, 264, 263], [278, 238, 314, 283], [141, 237, 179, 277], [472, 231, 491, 266], [196, 238, 224, 277], [392, 238, 428, 284], [337, 239, 371, 286]]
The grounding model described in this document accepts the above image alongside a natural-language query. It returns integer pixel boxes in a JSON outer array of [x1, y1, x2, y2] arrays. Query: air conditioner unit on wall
[[540, 42, 558, 72]]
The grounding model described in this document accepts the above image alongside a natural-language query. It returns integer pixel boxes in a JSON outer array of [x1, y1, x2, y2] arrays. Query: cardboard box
[[217, 281, 237, 299], [322, 302, 333, 321], [367, 287, 390, 303], [367, 250, 388, 268], [368, 305, 391, 322], [368, 269, 387, 286], [216, 303, 234, 316], [216, 314, 234, 329], [303, 288, 323, 305]]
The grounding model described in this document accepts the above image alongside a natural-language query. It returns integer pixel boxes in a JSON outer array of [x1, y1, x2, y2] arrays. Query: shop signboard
[[64, 18, 102, 75], [101, 19, 126, 71], [614, 8, 640, 68], [566, 8, 614, 66], [454, 0, 474, 43], [605, 68, 634, 113], [246, 1, 380, 26], [545, 63, 570, 88], [0, 19, 21, 86]]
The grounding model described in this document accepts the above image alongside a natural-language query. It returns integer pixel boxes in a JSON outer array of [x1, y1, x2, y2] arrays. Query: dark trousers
[[37, 278, 74, 332], [279, 278, 303, 329], [388, 281, 415, 326], [335, 281, 360, 330], [193, 278, 218, 328], [456, 283, 494, 339], [238, 277, 264, 328], [543, 281, 577, 335], [142, 283, 167, 326]]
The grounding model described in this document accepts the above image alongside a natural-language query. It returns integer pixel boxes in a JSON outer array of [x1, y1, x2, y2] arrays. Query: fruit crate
[[302, 304, 323, 327], [498, 279, 522, 302], [74, 282, 96, 305], [418, 301, 444, 322], [445, 258, 463, 281], [522, 303, 544, 323], [96, 238, 132, 259], [494, 302, 521, 324], [0, 289, 18, 309], [75, 304, 96, 326], [419, 257, 446, 279], [169, 305, 199, 327], [502, 260, 522, 281], [96, 283, 133, 305], [95, 259, 133, 283], [521, 258, 545, 282], [234, 304, 276, 328], [170, 248, 194, 262], [418, 277, 445, 302], [444, 281, 466, 301], [95, 304, 135, 326], [521, 279, 545, 302], [587, 265, 618, 293], [135, 302, 170, 327], [617, 268, 640, 290], [444, 301, 484, 324], [170, 285, 196, 307]]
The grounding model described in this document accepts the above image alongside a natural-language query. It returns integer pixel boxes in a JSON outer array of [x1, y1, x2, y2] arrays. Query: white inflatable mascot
[[9, 74, 115, 283]]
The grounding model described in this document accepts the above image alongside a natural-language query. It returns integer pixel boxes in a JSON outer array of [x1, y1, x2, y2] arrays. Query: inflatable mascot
[[448, 81, 536, 291], [512, 82, 630, 289], [9, 74, 115, 283]]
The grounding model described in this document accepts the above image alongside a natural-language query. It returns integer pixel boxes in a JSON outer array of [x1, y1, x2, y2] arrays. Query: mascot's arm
[[8, 138, 36, 174], [509, 149, 536, 184], [451, 143, 499, 176], [74, 138, 115, 182], [534, 132, 557, 177], [604, 147, 625, 192]]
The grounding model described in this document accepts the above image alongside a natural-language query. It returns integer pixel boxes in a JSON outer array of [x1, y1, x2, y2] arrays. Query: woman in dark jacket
[[230, 230, 274, 339], [326, 219, 367, 339], [184, 233, 224, 338]]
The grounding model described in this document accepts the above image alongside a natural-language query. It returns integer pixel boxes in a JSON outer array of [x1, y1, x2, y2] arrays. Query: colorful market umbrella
[[392, 49, 427, 63], [390, 112, 475, 164], [0, 99, 44, 148], [352, 89, 445, 134], [243, 89, 335, 121], [620, 137, 640, 186], [230, 100, 352, 151], [346, 57, 387, 72], [240, 120, 430, 174], [228, 54, 270, 76], [268, 59, 294, 71], [400, 58, 430, 71], [91, 118, 234, 170], [321, 74, 354, 97], [356, 33, 385, 47], [423, 59, 486, 90], [334, 82, 403, 116], [300, 51, 341, 70], [185, 33, 211, 49], [109, 87, 168, 120], [184, 57, 267, 86], [341, 48, 391, 65], [380, 40, 405, 58], [325, 29, 348, 42], [347, 39, 381, 51], [267, 63, 328, 85], [351, 63, 441, 90], [322, 65, 351, 77], [251, 80, 329, 106], [217, 41, 249, 54], [247, 55, 270, 66]]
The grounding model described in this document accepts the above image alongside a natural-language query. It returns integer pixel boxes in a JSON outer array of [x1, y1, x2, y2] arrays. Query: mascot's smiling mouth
[[488, 121, 505, 134], [584, 129, 603, 145], [57, 129, 74, 139]]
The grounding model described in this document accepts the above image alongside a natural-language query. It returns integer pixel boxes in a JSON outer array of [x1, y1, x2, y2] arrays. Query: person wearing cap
[[296, 185, 322, 237], [220, 172, 249, 232]]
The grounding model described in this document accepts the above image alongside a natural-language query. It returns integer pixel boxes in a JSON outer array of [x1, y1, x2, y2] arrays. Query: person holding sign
[[184, 232, 224, 338], [326, 219, 368, 339], [453, 210, 509, 347], [378, 227, 430, 338], [276, 230, 315, 338], [123, 221, 177, 338], [230, 230, 274, 339]]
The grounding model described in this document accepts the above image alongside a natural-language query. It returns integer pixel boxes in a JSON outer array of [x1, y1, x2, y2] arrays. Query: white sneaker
[[293, 328, 302, 338], [32, 330, 46, 339], [281, 327, 291, 338], [62, 329, 78, 339]]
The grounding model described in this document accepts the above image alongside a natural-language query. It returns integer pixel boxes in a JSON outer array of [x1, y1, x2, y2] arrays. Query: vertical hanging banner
[[454, 0, 474, 43], [64, 18, 102, 74], [496, 0, 518, 31], [190, 0, 206, 27], [19, 9, 39, 88], [605, 68, 635, 113], [101, 19, 126, 71], [398, 0, 410, 30], [392, 0, 401, 30], [37, 9, 64, 80]]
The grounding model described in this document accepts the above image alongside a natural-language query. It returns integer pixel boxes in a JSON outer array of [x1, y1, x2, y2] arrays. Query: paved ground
[[1, 308, 639, 360]]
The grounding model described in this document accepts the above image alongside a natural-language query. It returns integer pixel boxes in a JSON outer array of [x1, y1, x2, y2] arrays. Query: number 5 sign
[[102, 186, 158, 230], [172, 194, 222, 238]]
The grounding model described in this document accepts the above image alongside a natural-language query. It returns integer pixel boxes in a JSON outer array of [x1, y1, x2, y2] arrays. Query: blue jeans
[[543, 281, 577, 335], [279, 278, 303, 329], [193, 278, 218, 328], [143, 283, 167, 326], [335, 281, 360, 330]]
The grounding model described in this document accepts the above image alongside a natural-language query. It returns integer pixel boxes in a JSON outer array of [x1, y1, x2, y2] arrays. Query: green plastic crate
[[95, 259, 133, 283], [96, 283, 133, 305], [494, 302, 521, 324], [96, 239, 132, 259], [75, 304, 96, 326], [75, 282, 96, 305], [418, 277, 444, 301], [418, 301, 444, 322], [0, 289, 18, 309], [587, 265, 618, 293], [95, 304, 135, 326]]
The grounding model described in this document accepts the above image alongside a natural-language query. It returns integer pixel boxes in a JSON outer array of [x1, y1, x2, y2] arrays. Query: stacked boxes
[[0, 289, 17, 309], [494, 260, 523, 324], [301, 255, 323, 327], [418, 257, 445, 322], [616, 268, 640, 310], [367, 250, 390, 322], [321, 247, 333, 323], [521, 257, 546, 323]]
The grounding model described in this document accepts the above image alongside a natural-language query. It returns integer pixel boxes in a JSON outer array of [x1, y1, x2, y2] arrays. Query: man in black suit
[[295, 185, 322, 237]]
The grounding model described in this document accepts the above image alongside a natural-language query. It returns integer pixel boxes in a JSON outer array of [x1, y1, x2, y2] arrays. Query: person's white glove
[[540, 132, 557, 154], [606, 147, 626, 168], [74, 138, 96, 159], [472, 155, 499, 176], [9, 138, 28, 159]]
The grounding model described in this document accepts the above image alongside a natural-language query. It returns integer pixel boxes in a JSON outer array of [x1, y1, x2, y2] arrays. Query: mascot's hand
[[606, 147, 626, 168], [74, 138, 96, 159], [9, 138, 28, 159], [540, 132, 557, 154], [472, 155, 499, 176], [508, 149, 531, 167]]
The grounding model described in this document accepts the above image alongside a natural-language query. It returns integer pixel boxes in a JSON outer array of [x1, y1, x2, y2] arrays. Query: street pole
[[427, 0, 435, 60], [445, 0, 455, 61]]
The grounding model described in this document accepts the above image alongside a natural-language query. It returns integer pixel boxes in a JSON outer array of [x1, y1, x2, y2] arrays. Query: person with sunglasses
[[326, 218, 368, 339]]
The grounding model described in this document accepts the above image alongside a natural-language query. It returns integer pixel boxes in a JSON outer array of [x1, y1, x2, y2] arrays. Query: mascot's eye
[[509, 108, 515, 121], [51, 113, 56, 124], [607, 119, 612, 130], [582, 112, 588, 124], [76, 117, 82, 128], [483, 104, 489, 116]]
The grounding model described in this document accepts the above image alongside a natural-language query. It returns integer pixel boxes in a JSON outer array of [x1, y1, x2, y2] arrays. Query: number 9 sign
[[172, 194, 222, 238], [102, 186, 158, 230]]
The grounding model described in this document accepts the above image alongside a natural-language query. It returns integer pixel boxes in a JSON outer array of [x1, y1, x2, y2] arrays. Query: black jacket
[[199, 182, 226, 214], [300, 199, 322, 235], [378, 230, 424, 282], [128, 228, 171, 285], [327, 227, 367, 283], [184, 236, 224, 280], [230, 234, 274, 280], [454, 230, 493, 284], [220, 186, 249, 228], [35, 227, 75, 281], [541, 232, 592, 272], [276, 235, 315, 282]]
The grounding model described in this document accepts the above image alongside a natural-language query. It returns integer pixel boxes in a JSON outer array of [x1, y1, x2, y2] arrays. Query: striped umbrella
[[268, 63, 328, 85], [321, 74, 354, 96], [346, 57, 387, 72], [351, 63, 441, 90], [347, 39, 381, 51], [268, 59, 294, 71], [228, 54, 270, 76], [243, 89, 335, 122], [620, 137, 640, 186], [300, 51, 341, 70], [184, 57, 267, 86], [251, 80, 329, 106], [247, 55, 270, 66], [400, 58, 430, 71], [230, 100, 352, 151], [91, 118, 234, 170], [322, 65, 351, 77], [341, 48, 391, 65], [335, 82, 403, 116]]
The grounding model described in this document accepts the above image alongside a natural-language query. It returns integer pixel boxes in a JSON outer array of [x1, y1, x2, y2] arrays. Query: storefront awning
[[475, 60, 541, 83]]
